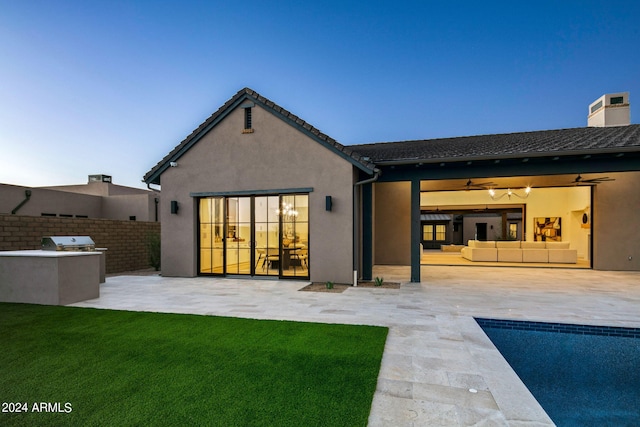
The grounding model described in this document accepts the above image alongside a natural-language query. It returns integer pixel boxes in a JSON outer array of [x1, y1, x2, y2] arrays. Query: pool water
[[476, 318, 640, 426]]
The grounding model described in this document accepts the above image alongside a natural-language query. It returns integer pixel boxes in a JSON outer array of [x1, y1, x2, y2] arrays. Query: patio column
[[411, 178, 421, 282]]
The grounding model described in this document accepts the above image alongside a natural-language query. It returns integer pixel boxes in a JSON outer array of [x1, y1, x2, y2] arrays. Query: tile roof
[[143, 88, 376, 184], [144, 86, 640, 185], [350, 125, 640, 164]]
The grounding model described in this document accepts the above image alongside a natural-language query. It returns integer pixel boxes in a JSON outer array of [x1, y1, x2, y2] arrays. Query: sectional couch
[[460, 240, 577, 264]]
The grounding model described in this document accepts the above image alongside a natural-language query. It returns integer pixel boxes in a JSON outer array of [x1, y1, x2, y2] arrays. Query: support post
[[411, 178, 421, 282], [362, 183, 373, 281]]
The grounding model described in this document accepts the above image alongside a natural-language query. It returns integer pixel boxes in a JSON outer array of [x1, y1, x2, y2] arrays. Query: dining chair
[[291, 248, 308, 269], [264, 248, 280, 270]]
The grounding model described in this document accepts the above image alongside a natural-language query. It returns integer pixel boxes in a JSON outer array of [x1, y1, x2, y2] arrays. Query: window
[[610, 96, 624, 105], [423, 224, 434, 241], [591, 100, 603, 114], [422, 224, 446, 241]]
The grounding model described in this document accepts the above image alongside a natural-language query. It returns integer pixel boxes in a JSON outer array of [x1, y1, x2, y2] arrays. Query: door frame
[[197, 193, 309, 279]]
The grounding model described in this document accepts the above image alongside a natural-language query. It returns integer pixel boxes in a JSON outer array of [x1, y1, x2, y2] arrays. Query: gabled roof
[[143, 88, 377, 185], [350, 125, 640, 165]]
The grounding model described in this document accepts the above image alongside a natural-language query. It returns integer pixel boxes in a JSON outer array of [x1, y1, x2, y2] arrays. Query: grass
[[0, 303, 388, 426]]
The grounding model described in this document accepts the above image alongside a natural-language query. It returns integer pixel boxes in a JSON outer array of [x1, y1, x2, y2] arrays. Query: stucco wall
[[0, 184, 102, 217], [159, 102, 357, 283], [593, 171, 640, 271], [0, 184, 158, 221], [102, 194, 159, 222], [373, 181, 411, 265]]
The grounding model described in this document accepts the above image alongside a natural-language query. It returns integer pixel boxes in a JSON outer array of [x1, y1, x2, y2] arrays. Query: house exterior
[[145, 88, 640, 283]]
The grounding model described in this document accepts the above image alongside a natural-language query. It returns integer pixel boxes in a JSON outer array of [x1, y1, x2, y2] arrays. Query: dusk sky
[[1, 1, 639, 189]]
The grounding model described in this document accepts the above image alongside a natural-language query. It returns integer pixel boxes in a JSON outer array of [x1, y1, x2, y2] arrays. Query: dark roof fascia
[[144, 89, 375, 185], [373, 146, 640, 167]]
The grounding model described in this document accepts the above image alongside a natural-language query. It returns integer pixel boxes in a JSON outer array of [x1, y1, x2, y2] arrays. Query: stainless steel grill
[[42, 236, 96, 252]]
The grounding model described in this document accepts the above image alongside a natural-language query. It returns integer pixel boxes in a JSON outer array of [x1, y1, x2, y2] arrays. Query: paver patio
[[71, 265, 640, 426]]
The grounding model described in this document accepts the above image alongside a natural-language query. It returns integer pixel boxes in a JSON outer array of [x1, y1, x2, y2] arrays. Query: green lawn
[[0, 303, 388, 426]]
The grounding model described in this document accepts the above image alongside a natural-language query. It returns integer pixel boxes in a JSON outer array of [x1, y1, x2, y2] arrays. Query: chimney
[[587, 92, 630, 127], [88, 174, 112, 183]]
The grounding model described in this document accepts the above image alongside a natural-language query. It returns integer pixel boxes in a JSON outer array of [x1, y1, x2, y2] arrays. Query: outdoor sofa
[[461, 240, 578, 264]]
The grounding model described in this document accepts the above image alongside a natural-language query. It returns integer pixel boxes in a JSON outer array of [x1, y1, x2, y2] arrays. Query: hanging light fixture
[[488, 186, 531, 200], [276, 202, 298, 219]]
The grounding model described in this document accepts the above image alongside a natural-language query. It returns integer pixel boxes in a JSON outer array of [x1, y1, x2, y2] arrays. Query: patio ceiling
[[419, 173, 610, 192]]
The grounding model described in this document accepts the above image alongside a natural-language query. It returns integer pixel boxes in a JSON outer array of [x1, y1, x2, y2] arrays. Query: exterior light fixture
[[488, 186, 531, 200]]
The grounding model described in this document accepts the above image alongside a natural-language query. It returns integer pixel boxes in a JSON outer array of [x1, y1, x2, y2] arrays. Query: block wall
[[0, 214, 161, 274]]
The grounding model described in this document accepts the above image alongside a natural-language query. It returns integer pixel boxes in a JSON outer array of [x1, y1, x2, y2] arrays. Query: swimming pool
[[476, 318, 640, 426]]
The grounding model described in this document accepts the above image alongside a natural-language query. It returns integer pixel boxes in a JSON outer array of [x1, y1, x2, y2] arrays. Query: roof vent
[[588, 93, 630, 127]]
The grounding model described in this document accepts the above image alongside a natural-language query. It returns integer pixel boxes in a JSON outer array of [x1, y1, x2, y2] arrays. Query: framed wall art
[[534, 217, 562, 242]]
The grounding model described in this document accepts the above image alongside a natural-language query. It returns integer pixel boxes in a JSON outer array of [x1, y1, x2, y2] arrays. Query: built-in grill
[[42, 236, 96, 252]]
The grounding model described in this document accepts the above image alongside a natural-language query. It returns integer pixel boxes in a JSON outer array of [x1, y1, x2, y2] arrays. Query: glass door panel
[[255, 196, 279, 276], [281, 194, 309, 278], [199, 198, 213, 274], [200, 197, 225, 274], [226, 197, 252, 275]]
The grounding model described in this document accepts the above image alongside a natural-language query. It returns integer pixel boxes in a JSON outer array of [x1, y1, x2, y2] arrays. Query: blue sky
[[1, 1, 639, 189]]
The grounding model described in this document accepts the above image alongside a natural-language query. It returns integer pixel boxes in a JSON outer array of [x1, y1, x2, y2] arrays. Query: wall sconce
[[488, 187, 531, 200], [170, 200, 179, 214], [169, 161, 178, 167], [326, 196, 332, 211]]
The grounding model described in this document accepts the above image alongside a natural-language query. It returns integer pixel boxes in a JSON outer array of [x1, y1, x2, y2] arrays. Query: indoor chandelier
[[488, 186, 531, 200], [276, 202, 298, 219]]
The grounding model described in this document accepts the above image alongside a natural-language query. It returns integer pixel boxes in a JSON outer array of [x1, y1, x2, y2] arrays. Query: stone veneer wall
[[0, 214, 160, 274]]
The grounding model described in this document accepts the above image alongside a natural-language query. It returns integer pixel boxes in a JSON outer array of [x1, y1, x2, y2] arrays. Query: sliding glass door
[[198, 194, 309, 279]]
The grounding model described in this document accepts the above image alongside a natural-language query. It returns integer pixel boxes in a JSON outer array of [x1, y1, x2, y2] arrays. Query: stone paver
[[71, 266, 640, 426]]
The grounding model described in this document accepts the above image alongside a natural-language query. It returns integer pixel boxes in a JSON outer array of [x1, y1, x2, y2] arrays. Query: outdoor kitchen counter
[[0, 250, 100, 305]]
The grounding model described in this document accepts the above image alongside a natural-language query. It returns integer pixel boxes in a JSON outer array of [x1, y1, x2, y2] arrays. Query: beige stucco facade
[[158, 102, 358, 283], [593, 171, 640, 271]]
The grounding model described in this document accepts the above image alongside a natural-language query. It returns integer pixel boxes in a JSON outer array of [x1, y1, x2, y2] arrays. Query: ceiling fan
[[572, 175, 616, 185], [462, 179, 496, 191]]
